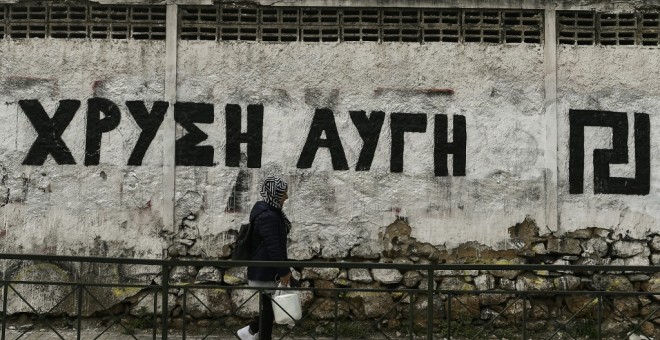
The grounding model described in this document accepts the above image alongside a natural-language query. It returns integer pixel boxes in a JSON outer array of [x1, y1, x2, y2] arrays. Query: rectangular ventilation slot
[[10, 24, 47, 38], [423, 28, 459, 42], [262, 27, 298, 42], [465, 11, 500, 25], [641, 32, 659, 45], [261, 8, 299, 24], [91, 6, 129, 21], [464, 11, 501, 43], [642, 13, 659, 27], [181, 26, 217, 40], [221, 7, 258, 24], [181, 7, 217, 23], [50, 24, 87, 38], [301, 9, 338, 24], [383, 28, 419, 42], [342, 9, 379, 24], [641, 13, 660, 46], [50, 6, 86, 21], [600, 13, 636, 27], [132, 6, 166, 21], [503, 11, 542, 43], [220, 27, 256, 41], [302, 28, 338, 42], [132, 25, 166, 40], [422, 10, 460, 25], [342, 27, 379, 42], [558, 11, 595, 45], [10, 5, 47, 20], [91, 24, 129, 39], [600, 31, 635, 45], [383, 10, 419, 24]]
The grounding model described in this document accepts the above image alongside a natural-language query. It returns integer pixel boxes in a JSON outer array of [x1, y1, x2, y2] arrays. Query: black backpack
[[232, 222, 255, 261], [231, 210, 267, 261]]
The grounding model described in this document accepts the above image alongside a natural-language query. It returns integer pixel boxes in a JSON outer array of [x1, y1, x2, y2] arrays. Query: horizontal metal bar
[[1, 253, 659, 273]]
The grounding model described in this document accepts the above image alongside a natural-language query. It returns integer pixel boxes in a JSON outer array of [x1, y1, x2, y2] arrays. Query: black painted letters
[[434, 114, 467, 176], [225, 104, 264, 168], [569, 109, 650, 195], [85, 98, 122, 165], [297, 108, 349, 170], [20, 99, 80, 165], [390, 113, 427, 173], [174, 102, 215, 166], [350, 110, 385, 171], [126, 101, 168, 166]]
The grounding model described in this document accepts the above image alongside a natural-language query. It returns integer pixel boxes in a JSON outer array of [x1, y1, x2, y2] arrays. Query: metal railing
[[1, 253, 659, 339]]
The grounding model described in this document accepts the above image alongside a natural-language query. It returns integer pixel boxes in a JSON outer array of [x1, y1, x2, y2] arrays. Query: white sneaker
[[237, 325, 257, 340]]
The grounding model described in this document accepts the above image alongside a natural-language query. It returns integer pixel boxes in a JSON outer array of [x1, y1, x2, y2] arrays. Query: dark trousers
[[249, 292, 274, 340]]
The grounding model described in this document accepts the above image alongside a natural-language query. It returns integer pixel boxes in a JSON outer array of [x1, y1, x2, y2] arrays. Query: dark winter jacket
[[247, 201, 291, 281]]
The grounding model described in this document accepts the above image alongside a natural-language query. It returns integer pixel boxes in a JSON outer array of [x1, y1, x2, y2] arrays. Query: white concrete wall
[[0, 40, 166, 257], [176, 42, 547, 256], [557, 47, 660, 239], [0, 0, 658, 260]]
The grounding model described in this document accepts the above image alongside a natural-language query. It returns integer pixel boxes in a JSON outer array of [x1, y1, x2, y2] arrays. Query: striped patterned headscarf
[[260, 176, 288, 209]]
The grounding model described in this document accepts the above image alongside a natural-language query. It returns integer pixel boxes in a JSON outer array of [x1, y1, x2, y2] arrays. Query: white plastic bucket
[[272, 289, 302, 325]]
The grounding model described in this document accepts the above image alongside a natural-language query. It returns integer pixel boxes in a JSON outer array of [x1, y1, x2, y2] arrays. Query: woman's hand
[[279, 273, 292, 286]]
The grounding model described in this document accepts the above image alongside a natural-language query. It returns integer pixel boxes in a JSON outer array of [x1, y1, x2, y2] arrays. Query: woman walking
[[237, 176, 292, 340]]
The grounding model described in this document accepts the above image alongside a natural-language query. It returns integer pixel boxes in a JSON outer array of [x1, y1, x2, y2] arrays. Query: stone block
[[612, 296, 640, 318], [581, 238, 608, 258], [309, 298, 349, 320], [516, 273, 554, 291], [438, 277, 475, 291], [448, 295, 481, 320], [479, 293, 509, 306], [474, 274, 495, 291], [590, 274, 633, 291], [350, 240, 383, 259], [223, 267, 247, 285], [313, 279, 336, 298], [195, 266, 222, 283], [553, 275, 581, 290], [302, 267, 340, 281], [418, 278, 437, 291], [651, 236, 660, 252], [178, 288, 232, 319], [612, 241, 648, 258], [547, 237, 582, 255], [402, 271, 422, 288], [230, 287, 260, 318], [348, 268, 373, 283], [652, 254, 660, 265], [372, 268, 403, 284]]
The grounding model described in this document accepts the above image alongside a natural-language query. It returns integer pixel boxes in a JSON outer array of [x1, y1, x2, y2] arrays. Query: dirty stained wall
[[0, 40, 167, 257], [177, 42, 546, 258], [0, 0, 658, 262]]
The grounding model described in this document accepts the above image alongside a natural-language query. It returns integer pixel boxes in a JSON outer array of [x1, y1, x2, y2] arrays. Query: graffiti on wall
[[17, 100, 654, 195], [18, 99, 468, 176], [569, 109, 650, 195]]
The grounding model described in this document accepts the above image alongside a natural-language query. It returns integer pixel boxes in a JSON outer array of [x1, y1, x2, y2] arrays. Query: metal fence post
[[447, 294, 452, 340], [2, 282, 7, 340], [153, 289, 158, 340], [76, 284, 83, 340], [409, 292, 414, 340], [522, 294, 527, 340], [182, 288, 187, 340], [162, 264, 170, 340], [597, 294, 603, 340], [334, 291, 339, 340], [427, 270, 433, 340]]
